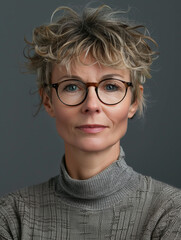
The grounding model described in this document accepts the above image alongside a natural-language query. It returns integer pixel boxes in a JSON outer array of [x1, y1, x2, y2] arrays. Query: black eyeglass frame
[[49, 79, 133, 106]]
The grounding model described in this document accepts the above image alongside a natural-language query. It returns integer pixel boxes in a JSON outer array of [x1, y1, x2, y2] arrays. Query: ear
[[128, 85, 143, 119], [39, 89, 55, 118]]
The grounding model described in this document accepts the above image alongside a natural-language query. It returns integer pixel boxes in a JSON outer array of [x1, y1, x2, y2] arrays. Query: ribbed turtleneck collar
[[56, 147, 139, 210]]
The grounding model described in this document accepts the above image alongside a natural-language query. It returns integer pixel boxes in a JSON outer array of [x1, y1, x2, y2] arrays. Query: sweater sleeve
[[0, 194, 22, 240], [151, 192, 181, 240]]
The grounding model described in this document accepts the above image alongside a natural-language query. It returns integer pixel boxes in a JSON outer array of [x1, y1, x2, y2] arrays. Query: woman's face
[[43, 56, 139, 153]]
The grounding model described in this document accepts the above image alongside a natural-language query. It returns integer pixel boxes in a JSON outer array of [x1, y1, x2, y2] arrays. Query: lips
[[76, 124, 107, 133]]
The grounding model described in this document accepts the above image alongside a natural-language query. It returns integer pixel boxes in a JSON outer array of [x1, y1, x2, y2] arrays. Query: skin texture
[[42, 56, 140, 180]]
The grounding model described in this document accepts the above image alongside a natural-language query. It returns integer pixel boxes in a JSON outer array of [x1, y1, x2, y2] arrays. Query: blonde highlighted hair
[[24, 5, 158, 116]]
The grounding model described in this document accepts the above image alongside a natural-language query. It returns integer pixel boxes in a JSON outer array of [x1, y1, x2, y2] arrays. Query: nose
[[81, 87, 102, 114]]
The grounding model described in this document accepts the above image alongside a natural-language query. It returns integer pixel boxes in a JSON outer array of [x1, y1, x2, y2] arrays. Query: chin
[[74, 138, 119, 153]]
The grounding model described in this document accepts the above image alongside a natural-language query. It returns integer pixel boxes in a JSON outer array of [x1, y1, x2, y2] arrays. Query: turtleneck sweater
[[0, 149, 181, 239]]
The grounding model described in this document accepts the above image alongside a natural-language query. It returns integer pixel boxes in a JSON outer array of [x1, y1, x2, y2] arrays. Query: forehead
[[51, 54, 130, 82]]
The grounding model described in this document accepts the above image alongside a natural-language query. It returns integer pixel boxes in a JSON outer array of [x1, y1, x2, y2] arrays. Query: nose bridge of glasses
[[84, 82, 100, 103], [86, 82, 99, 88]]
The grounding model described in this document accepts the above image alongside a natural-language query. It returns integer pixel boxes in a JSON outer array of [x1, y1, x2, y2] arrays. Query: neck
[[64, 142, 120, 180]]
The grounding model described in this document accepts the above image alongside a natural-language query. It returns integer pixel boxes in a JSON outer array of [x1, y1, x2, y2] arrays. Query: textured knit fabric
[[0, 149, 181, 240]]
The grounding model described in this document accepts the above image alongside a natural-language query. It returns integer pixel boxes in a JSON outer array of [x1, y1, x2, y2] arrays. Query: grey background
[[0, 0, 180, 197]]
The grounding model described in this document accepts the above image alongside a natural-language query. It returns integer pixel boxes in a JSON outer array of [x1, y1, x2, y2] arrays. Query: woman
[[0, 5, 181, 240]]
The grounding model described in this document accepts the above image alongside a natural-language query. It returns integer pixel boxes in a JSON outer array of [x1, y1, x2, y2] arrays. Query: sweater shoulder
[[0, 175, 59, 211], [0, 176, 58, 239], [138, 174, 181, 212], [137, 175, 181, 239]]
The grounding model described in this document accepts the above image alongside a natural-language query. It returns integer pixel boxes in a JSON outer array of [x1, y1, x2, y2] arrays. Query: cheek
[[108, 103, 131, 137], [51, 94, 71, 132], [53, 105, 73, 137]]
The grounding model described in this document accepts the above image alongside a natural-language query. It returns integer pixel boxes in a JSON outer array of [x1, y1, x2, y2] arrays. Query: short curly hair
[[24, 5, 158, 116]]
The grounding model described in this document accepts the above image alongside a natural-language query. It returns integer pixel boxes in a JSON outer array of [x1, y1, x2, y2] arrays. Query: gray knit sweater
[[0, 149, 181, 239]]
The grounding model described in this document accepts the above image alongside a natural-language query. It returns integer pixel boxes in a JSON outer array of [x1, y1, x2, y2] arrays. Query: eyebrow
[[56, 74, 125, 82], [56, 75, 81, 82], [101, 74, 125, 80]]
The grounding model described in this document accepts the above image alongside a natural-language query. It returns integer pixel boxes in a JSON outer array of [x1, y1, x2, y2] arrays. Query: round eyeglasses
[[49, 78, 133, 106]]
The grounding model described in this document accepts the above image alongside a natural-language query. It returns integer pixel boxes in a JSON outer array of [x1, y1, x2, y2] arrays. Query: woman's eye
[[64, 84, 78, 92], [105, 84, 118, 91]]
